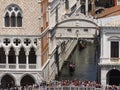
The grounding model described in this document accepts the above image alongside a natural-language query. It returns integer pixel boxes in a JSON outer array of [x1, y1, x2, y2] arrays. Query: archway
[[20, 75, 35, 86], [107, 69, 120, 85], [1, 74, 15, 89]]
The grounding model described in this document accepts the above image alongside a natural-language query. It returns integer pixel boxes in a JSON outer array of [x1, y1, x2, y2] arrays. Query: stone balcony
[[0, 64, 36, 69]]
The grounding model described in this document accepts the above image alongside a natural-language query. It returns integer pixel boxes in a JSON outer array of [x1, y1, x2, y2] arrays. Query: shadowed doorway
[[107, 69, 120, 85]]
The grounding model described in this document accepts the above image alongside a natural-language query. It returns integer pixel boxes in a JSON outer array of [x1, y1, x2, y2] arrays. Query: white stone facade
[[99, 15, 120, 85]]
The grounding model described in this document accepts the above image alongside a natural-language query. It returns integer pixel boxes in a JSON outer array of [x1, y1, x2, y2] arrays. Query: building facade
[[0, 0, 43, 88], [98, 0, 120, 86], [0, 0, 81, 88], [1, 0, 118, 88], [99, 15, 120, 85]]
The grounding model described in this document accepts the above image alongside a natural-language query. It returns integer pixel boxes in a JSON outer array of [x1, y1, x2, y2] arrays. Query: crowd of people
[[40, 79, 101, 88], [40, 79, 119, 90], [0, 79, 119, 90]]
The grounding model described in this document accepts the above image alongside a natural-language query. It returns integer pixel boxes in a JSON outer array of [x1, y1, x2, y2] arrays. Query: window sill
[[2, 27, 24, 29], [111, 58, 119, 61]]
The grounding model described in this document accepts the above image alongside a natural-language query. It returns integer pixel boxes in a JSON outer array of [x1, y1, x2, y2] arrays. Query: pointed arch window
[[11, 12, 16, 27], [0, 47, 6, 63], [5, 12, 10, 27], [4, 4, 23, 27], [8, 47, 16, 64], [29, 47, 36, 64], [19, 47, 26, 64], [17, 12, 22, 27]]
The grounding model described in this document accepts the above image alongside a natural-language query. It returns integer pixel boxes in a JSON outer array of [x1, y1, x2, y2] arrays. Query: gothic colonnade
[[0, 37, 41, 69]]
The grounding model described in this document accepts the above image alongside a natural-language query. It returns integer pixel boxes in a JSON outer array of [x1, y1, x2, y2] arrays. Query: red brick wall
[[40, 0, 49, 66]]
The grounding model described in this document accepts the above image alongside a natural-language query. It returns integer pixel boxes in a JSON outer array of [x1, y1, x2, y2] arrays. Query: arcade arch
[[20, 74, 35, 86], [1, 74, 15, 89], [107, 69, 120, 85]]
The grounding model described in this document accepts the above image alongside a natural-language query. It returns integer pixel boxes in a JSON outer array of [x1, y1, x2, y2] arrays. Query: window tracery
[[4, 4, 22, 27]]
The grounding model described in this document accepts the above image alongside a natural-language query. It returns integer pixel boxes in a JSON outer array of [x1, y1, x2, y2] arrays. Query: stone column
[[85, 0, 88, 16], [36, 54, 41, 69], [36, 39, 41, 69], [16, 50, 19, 69], [26, 51, 29, 69], [101, 69, 107, 86], [15, 76, 20, 87], [6, 54, 9, 69], [16, 55, 19, 69], [5, 50, 9, 69]]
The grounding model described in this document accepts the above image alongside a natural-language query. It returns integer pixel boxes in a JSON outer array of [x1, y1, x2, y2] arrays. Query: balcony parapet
[[0, 64, 37, 69]]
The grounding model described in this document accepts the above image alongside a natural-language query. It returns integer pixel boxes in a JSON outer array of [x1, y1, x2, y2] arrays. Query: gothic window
[[17, 12, 22, 27], [19, 47, 26, 64], [0, 47, 6, 63], [5, 12, 10, 27], [111, 41, 119, 58], [29, 47, 36, 64], [8, 47, 16, 64], [11, 12, 16, 27], [4, 4, 23, 27]]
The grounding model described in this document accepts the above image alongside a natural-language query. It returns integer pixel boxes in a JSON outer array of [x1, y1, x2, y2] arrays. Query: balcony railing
[[19, 64, 26, 69], [9, 64, 16, 69], [0, 64, 37, 69], [29, 64, 36, 69]]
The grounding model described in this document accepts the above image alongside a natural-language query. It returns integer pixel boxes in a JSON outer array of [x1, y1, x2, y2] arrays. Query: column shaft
[[6, 55, 8, 69], [26, 55, 29, 69], [16, 55, 19, 69], [85, 0, 88, 15]]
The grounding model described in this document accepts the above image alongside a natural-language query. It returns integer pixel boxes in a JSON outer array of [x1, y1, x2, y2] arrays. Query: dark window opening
[[67, 28, 72, 32], [17, 13, 22, 27], [8, 47, 16, 64], [5, 12, 10, 27], [19, 47, 26, 64], [11, 12, 16, 27], [29, 47, 36, 64], [0, 47, 6, 63], [111, 41, 119, 58], [84, 29, 88, 32]]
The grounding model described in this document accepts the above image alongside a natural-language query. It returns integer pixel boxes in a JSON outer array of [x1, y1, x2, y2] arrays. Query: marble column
[[26, 51, 29, 69], [16, 55, 19, 69], [85, 0, 88, 16], [6, 54, 9, 69], [5, 50, 9, 69]]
